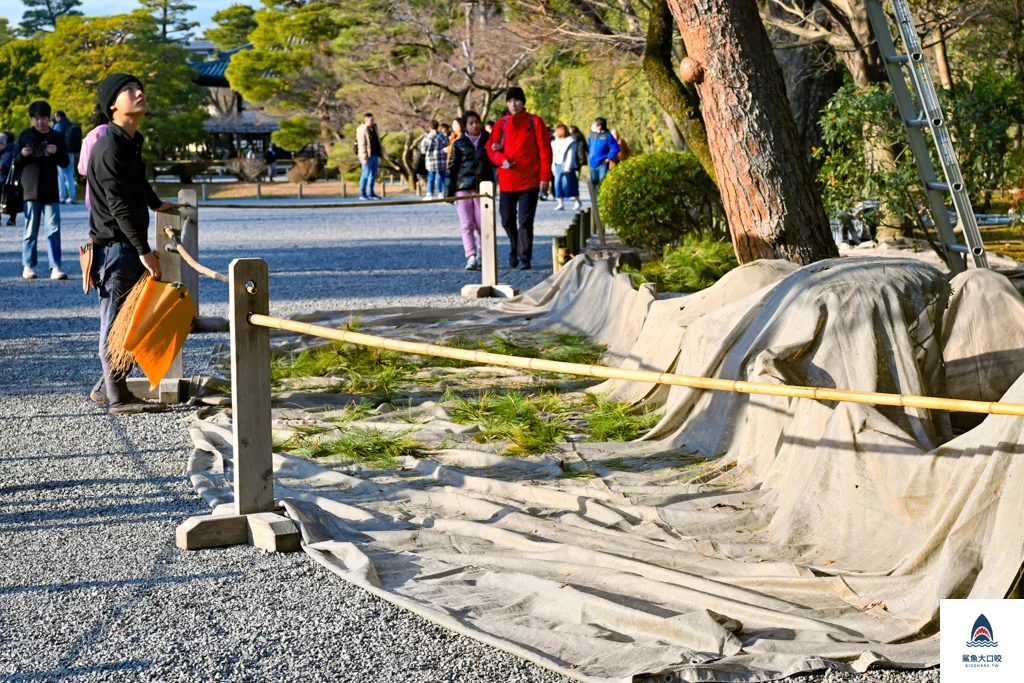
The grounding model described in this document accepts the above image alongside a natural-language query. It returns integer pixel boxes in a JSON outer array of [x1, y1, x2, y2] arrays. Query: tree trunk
[[643, 0, 717, 183], [666, 0, 838, 265], [932, 25, 954, 93]]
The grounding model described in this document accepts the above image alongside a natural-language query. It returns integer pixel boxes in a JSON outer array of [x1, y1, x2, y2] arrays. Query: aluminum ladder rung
[[865, 0, 989, 272]]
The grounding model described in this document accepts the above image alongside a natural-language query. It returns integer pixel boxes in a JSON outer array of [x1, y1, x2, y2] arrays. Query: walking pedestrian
[[446, 118, 462, 165], [609, 129, 631, 168], [486, 86, 552, 270], [445, 110, 493, 271], [419, 120, 448, 200], [357, 112, 382, 200], [264, 144, 277, 182], [15, 101, 70, 280], [86, 72, 178, 414], [52, 111, 82, 203], [587, 117, 619, 195], [0, 132, 18, 226], [569, 125, 589, 174], [550, 124, 580, 212], [77, 104, 110, 212]]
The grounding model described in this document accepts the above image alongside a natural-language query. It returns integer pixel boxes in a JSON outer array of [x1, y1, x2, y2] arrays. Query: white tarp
[[187, 256, 1024, 682]]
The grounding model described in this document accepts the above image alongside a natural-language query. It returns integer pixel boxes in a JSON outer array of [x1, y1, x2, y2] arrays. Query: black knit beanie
[[97, 73, 143, 115], [506, 86, 526, 103]]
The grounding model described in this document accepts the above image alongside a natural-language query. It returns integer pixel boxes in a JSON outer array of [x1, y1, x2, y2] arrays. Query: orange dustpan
[[123, 280, 197, 389]]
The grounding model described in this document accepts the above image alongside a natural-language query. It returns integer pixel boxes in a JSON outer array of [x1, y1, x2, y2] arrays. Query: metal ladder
[[865, 0, 989, 274]]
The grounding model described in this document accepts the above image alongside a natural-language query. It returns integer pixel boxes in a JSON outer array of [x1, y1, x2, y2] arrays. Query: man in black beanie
[[486, 86, 552, 270], [86, 72, 178, 414]]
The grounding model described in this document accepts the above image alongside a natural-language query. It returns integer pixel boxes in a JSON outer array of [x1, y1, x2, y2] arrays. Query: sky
[[5, 0, 235, 34]]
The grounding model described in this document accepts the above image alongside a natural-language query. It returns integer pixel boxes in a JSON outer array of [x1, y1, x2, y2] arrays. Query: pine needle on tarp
[[106, 272, 151, 377]]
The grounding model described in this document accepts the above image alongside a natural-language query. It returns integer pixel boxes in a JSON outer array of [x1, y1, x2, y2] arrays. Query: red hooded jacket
[[486, 110, 553, 192]]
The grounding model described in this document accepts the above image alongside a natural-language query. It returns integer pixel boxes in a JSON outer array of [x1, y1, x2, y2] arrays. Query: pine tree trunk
[[666, 0, 838, 265]]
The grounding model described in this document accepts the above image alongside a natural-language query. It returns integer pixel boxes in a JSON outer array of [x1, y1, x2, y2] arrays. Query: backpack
[[68, 125, 83, 155], [496, 113, 535, 152]]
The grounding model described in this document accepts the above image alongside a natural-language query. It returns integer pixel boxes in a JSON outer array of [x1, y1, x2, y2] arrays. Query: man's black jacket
[[13, 127, 69, 204], [87, 123, 162, 255]]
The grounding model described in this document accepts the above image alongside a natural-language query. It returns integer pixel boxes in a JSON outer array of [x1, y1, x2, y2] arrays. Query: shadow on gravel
[[0, 661, 152, 681], [0, 572, 242, 596]]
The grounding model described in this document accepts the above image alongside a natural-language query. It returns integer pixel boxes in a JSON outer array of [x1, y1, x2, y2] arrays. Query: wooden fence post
[[201, 182, 208, 202], [298, 182, 303, 199], [462, 182, 516, 298], [342, 177, 348, 198], [229, 258, 274, 515], [256, 182, 262, 199]]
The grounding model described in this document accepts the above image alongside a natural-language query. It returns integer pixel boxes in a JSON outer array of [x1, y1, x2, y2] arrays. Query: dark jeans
[[91, 242, 146, 405], [499, 187, 540, 265]]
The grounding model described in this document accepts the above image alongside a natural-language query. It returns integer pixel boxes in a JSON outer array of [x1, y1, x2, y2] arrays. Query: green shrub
[[650, 234, 738, 293], [597, 151, 725, 251]]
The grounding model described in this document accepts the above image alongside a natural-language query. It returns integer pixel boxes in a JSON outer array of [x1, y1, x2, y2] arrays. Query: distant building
[[187, 41, 281, 158]]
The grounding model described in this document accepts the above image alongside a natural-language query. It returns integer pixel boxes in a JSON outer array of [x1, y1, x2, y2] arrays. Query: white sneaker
[[422, 194, 434, 201], [22, 266, 37, 279], [50, 267, 68, 280], [555, 201, 564, 211], [465, 255, 479, 271], [573, 199, 582, 211]]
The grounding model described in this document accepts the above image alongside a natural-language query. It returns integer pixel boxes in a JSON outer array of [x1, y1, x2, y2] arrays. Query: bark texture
[[643, 0, 717, 184], [666, 0, 838, 264]]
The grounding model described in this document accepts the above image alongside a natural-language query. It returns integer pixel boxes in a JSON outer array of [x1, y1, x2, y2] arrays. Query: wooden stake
[[480, 181, 498, 288], [298, 182, 303, 199], [230, 259, 274, 515]]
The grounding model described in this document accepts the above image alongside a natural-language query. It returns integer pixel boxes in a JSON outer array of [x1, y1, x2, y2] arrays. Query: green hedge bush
[[597, 151, 725, 251]]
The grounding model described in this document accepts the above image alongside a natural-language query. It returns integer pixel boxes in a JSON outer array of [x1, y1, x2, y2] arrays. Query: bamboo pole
[[246, 314, 1024, 416]]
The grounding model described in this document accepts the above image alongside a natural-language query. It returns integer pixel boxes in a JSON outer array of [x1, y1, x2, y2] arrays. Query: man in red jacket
[[487, 87, 552, 270]]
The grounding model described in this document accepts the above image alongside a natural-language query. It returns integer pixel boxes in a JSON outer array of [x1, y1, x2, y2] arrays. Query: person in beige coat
[[356, 113, 382, 200]]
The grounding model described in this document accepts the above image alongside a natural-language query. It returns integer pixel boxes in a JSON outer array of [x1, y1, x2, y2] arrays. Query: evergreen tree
[[0, 18, 14, 46], [138, 0, 198, 42], [204, 4, 257, 51], [0, 39, 48, 132], [37, 12, 207, 157], [19, 0, 82, 34]]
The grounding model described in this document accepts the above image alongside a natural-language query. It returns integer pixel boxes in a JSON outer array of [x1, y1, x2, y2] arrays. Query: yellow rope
[[247, 314, 1024, 417]]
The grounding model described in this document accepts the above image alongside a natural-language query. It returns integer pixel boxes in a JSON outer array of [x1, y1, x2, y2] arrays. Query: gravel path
[[0, 196, 937, 682]]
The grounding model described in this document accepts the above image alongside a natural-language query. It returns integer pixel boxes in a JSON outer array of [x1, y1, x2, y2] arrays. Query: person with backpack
[[356, 112, 382, 200], [587, 117, 619, 195], [15, 101, 70, 280], [486, 86, 552, 270], [419, 120, 448, 200], [569, 125, 589, 176], [445, 110, 493, 271], [52, 110, 82, 204]]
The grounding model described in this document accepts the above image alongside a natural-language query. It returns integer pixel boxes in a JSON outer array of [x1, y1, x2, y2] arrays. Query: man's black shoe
[[108, 400, 166, 415], [90, 389, 108, 405], [509, 253, 519, 268], [518, 262, 532, 271]]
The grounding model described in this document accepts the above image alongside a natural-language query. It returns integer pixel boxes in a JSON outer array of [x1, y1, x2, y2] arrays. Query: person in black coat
[[445, 110, 493, 271], [14, 101, 69, 279], [0, 131, 19, 226]]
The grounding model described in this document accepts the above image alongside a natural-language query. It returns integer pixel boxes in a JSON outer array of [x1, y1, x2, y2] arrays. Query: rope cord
[[163, 223, 229, 283], [246, 313, 1024, 417]]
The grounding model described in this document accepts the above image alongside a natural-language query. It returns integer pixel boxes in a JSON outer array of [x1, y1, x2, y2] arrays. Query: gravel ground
[[0, 196, 938, 682]]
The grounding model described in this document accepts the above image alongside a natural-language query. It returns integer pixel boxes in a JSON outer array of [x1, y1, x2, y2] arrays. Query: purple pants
[[456, 189, 482, 257]]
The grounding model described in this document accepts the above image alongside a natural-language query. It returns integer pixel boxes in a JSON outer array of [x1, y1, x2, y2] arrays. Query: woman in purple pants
[[445, 110, 493, 271]]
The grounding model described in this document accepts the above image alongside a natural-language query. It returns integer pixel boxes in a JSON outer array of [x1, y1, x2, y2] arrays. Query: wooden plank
[[480, 181, 498, 287], [587, 179, 606, 246], [176, 514, 249, 550], [155, 208, 185, 382], [247, 512, 301, 553], [229, 258, 274, 515], [178, 189, 200, 314]]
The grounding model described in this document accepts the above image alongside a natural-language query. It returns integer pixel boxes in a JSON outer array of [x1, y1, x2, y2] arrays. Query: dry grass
[[106, 273, 151, 377]]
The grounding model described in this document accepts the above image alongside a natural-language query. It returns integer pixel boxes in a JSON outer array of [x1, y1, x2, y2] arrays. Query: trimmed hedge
[[597, 151, 725, 251]]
